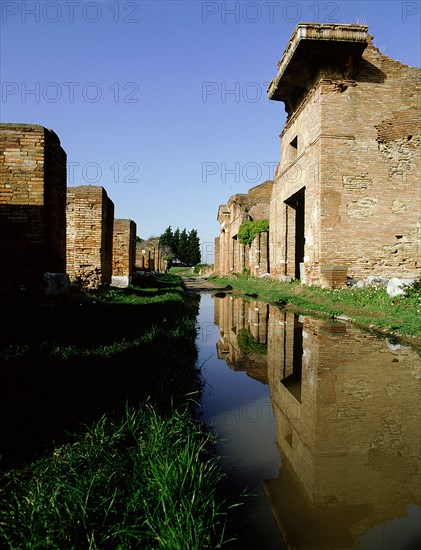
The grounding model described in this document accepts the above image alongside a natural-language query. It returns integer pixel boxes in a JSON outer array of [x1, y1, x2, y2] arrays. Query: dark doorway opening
[[286, 188, 305, 280]]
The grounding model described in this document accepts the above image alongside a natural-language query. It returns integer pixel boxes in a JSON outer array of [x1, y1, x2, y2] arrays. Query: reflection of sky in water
[[196, 294, 279, 482], [195, 293, 421, 550], [198, 294, 280, 483], [195, 293, 284, 549]]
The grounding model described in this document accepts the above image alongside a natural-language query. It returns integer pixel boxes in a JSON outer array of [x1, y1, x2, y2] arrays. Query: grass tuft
[[0, 406, 228, 550]]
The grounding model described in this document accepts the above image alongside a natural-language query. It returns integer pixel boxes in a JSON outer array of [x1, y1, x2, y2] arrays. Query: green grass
[[0, 274, 203, 469], [209, 274, 421, 341], [0, 274, 233, 548], [99, 274, 186, 305], [0, 273, 190, 361], [0, 405, 228, 550], [169, 266, 195, 276], [45, 315, 198, 360]]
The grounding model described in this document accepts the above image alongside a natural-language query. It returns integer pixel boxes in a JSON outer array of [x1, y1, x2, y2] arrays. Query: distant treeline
[[159, 226, 201, 266]]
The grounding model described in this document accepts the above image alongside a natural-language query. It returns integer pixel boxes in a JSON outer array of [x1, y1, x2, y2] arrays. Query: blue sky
[[1, 0, 420, 262]]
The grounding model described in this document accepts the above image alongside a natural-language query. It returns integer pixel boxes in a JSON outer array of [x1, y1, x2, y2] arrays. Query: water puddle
[[195, 293, 421, 550]]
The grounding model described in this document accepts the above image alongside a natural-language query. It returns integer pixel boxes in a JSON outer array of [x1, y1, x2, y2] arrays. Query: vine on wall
[[237, 219, 269, 245]]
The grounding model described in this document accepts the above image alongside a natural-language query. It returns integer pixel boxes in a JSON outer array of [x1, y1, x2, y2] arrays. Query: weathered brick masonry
[[213, 236, 220, 274], [136, 237, 163, 272], [216, 180, 273, 276], [0, 123, 67, 293], [66, 185, 114, 289], [112, 219, 137, 285], [268, 23, 421, 286]]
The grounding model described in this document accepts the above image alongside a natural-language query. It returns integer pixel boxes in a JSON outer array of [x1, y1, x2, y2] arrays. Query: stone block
[[386, 278, 414, 297], [111, 275, 132, 288]]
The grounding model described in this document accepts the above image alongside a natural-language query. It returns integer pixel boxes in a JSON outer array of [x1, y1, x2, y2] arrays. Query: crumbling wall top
[[227, 180, 273, 210]]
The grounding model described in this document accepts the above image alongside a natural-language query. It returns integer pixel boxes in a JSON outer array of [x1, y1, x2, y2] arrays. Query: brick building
[[268, 23, 420, 287], [0, 123, 67, 293], [112, 219, 137, 287], [66, 185, 114, 289], [216, 180, 273, 276]]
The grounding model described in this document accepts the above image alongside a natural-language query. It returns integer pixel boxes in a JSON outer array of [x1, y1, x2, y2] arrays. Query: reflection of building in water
[[265, 306, 421, 549], [214, 296, 269, 384]]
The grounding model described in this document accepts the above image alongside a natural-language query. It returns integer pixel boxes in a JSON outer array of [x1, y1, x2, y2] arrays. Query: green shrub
[[403, 278, 421, 299], [237, 219, 269, 245]]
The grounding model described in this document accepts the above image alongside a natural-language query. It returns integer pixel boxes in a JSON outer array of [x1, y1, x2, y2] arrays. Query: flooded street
[[195, 293, 421, 550]]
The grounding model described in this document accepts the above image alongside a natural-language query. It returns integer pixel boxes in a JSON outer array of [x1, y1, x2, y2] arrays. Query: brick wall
[[213, 236, 220, 274], [268, 24, 421, 286], [216, 180, 273, 275], [216, 205, 231, 275], [66, 185, 114, 289], [136, 238, 162, 272], [112, 219, 136, 277], [0, 123, 67, 292]]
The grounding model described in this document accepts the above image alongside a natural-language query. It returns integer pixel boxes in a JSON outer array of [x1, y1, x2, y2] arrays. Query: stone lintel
[[268, 23, 368, 105]]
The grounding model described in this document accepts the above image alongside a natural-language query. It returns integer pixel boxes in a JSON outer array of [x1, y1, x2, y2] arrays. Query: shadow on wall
[[0, 204, 64, 294]]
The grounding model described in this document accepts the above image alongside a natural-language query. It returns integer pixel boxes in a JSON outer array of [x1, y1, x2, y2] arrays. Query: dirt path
[[180, 276, 228, 293]]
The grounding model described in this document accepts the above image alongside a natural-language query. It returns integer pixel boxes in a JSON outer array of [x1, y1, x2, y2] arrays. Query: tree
[[178, 229, 189, 264], [160, 226, 173, 249], [173, 227, 181, 260], [159, 226, 201, 265], [187, 229, 201, 266], [159, 226, 175, 260], [237, 219, 269, 245]]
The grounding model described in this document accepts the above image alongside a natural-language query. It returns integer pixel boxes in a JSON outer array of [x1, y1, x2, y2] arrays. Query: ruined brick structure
[[268, 23, 420, 287], [216, 180, 273, 276], [0, 123, 67, 293], [213, 236, 220, 274], [136, 237, 164, 272], [66, 185, 114, 289], [112, 219, 137, 287]]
